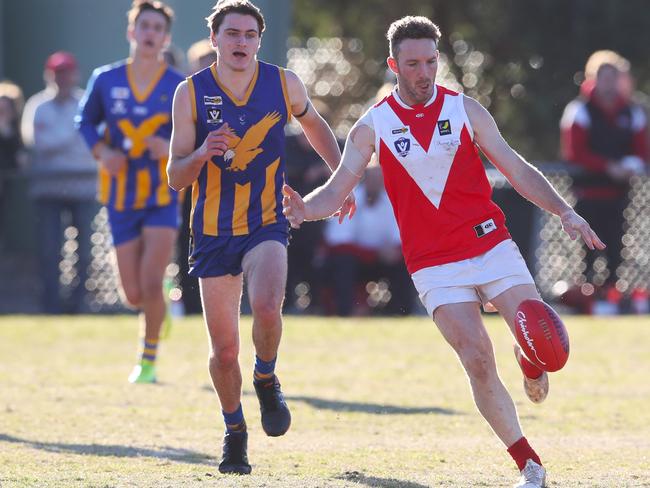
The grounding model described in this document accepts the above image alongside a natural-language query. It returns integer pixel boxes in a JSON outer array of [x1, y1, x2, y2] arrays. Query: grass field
[[1, 314, 649, 487]]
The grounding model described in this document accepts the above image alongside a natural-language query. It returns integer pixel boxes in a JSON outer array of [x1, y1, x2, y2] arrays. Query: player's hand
[[197, 123, 231, 162], [98, 146, 127, 176], [560, 209, 606, 251], [282, 183, 306, 229], [145, 135, 170, 159], [334, 192, 357, 224]]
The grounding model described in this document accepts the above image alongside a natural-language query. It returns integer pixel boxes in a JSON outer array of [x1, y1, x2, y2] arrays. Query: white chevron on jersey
[[370, 91, 472, 208]]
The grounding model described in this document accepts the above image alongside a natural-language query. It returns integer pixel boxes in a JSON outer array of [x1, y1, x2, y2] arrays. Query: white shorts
[[411, 239, 535, 317]]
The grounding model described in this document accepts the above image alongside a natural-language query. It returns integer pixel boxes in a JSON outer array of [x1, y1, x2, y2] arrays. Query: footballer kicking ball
[[515, 299, 570, 372]]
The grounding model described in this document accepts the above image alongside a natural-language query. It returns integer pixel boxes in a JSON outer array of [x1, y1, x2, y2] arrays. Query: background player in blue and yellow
[[77, 0, 183, 384], [168, 0, 355, 475]]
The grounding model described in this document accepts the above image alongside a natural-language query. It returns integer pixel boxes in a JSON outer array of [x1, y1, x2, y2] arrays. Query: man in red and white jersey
[[282, 16, 605, 488]]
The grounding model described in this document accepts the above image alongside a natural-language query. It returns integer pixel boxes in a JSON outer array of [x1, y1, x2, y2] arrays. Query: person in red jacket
[[560, 50, 648, 294]]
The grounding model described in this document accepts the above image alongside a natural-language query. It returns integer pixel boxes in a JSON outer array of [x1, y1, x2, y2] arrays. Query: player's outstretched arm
[[167, 81, 230, 190], [282, 123, 374, 228], [465, 95, 606, 251]]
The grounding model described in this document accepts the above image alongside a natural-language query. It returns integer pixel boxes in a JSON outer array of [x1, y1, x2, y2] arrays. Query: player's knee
[[120, 286, 142, 309], [140, 278, 163, 302], [250, 295, 283, 324], [209, 344, 239, 370], [459, 345, 495, 383]]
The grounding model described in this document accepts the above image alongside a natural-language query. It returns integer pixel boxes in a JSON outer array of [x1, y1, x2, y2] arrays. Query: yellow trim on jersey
[[187, 77, 197, 123], [189, 180, 199, 232], [134, 168, 151, 209], [232, 182, 251, 235], [210, 61, 259, 107], [127, 60, 168, 104], [261, 157, 280, 226], [98, 167, 111, 204], [115, 166, 128, 211], [156, 158, 171, 206], [204, 163, 221, 236], [279, 68, 292, 124]]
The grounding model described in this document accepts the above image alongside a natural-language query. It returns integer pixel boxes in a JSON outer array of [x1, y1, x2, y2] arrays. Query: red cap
[[45, 51, 77, 72]]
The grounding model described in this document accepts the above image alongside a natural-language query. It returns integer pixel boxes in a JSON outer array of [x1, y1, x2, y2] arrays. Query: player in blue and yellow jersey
[[77, 0, 183, 384], [168, 0, 355, 475]]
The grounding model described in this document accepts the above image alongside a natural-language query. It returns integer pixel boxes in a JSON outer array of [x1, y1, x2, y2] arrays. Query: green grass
[[1, 314, 649, 487]]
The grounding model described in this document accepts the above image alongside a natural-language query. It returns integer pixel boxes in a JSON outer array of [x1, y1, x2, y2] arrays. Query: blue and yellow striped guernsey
[[187, 60, 291, 237], [77, 59, 183, 211]]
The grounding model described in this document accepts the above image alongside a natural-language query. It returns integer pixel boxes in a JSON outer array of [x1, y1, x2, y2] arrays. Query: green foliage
[[292, 0, 650, 160]]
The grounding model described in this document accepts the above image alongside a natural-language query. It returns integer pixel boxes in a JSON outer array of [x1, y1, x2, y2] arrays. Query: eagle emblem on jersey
[[394, 137, 411, 157], [223, 111, 282, 171]]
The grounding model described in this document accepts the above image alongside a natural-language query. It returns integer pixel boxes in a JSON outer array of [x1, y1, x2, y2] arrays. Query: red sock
[[507, 437, 542, 471], [516, 347, 544, 379]]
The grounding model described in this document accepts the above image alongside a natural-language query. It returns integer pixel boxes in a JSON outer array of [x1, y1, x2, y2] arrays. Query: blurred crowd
[[0, 44, 648, 316]]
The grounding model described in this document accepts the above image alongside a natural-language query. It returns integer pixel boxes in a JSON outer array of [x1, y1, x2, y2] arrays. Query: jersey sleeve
[[75, 68, 105, 152]]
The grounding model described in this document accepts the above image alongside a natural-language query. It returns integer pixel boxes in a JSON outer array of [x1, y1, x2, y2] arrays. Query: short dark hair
[[387, 16, 441, 59], [206, 0, 265, 36], [127, 0, 174, 32]]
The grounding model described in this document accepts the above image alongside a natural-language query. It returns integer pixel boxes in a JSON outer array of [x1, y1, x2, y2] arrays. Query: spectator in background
[[187, 38, 218, 74], [21, 52, 98, 314], [318, 162, 413, 316], [560, 50, 648, 302], [0, 81, 26, 250], [163, 43, 188, 73], [175, 39, 220, 315]]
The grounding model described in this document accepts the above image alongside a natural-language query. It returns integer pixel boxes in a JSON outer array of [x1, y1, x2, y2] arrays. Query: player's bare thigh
[[242, 240, 288, 313], [489, 284, 541, 336], [433, 301, 495, 365], [200, 273, 244, 347]]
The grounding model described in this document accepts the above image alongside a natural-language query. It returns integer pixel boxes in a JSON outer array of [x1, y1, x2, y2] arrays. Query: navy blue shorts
[[189, 223, 289, 278], [107, 204, 179, 246]]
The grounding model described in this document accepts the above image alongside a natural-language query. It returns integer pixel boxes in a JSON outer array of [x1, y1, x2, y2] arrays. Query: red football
[[515, 299, 570, 372]]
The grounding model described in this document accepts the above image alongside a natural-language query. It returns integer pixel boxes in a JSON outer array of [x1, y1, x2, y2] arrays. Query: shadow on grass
[[336, 470, 429, 488], [0, 433, 214, 465], [236, 389, 460, 415]]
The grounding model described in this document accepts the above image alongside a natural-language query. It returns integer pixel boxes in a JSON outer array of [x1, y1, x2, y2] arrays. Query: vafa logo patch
[[394, 137, 411, 157]]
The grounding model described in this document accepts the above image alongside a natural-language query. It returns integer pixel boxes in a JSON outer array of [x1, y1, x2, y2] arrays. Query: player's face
[[389, 38, 439, 105], [595, 65, 620, 101], [128, 10, 170, 58], [212, 13, 261, 72]]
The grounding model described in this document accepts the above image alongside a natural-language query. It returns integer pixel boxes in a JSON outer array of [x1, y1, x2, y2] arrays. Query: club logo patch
[[206, 108, 222, 124], [437, 119, 452, 135], [394, 137, 411, 157], [204, 95, 223, 106]]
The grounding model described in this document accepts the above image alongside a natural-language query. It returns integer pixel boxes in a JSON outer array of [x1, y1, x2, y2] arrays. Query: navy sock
[[254, 355, 276, 381], [223, 404, 246, 433]]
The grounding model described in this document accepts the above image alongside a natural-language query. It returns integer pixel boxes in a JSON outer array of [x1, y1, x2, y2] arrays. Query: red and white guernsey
[[360, 85, 510, 274]]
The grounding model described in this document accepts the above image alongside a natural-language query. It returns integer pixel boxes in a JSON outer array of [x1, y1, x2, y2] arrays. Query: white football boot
[[514, 459, 546, 487], [514, 345, 549, 404]]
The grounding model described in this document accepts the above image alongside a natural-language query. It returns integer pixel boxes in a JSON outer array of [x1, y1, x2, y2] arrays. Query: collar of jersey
[[126, 59, 167, 104], [210, 61, 259, 107], [391, 85, 437, 110]]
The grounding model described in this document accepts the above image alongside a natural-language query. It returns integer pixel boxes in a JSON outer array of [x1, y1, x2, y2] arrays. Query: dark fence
[[1, 163, 648, 314]]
